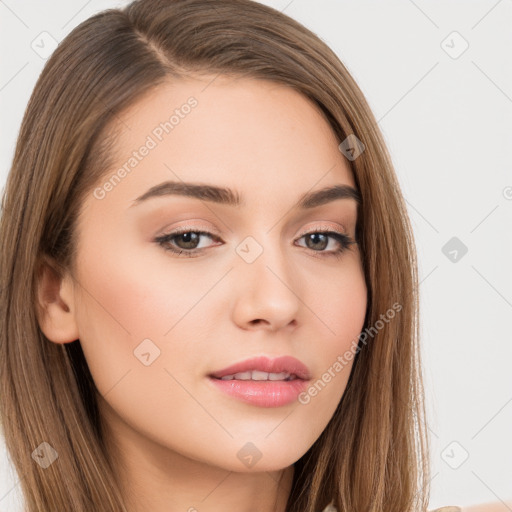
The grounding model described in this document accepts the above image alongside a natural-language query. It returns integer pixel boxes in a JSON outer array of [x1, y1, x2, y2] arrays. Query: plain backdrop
[[1, 0, 511, 510]]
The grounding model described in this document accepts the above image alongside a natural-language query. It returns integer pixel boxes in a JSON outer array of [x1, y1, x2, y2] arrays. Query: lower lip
[[208, 377, 309, 407]]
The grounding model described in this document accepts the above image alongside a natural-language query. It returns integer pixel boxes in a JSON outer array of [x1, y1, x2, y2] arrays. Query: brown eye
[[303, 232, 329, 251], [171, 232, 202, 250], [296, 230, 355, 258], [155, 229, 220, 257]]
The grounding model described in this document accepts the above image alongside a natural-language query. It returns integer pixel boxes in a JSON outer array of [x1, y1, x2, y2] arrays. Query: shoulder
[[461, 502, 512, 511], [430, 501, 512, 512]]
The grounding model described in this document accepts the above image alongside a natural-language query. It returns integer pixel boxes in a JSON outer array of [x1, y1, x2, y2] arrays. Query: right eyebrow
[[130, 180, 242, 208]]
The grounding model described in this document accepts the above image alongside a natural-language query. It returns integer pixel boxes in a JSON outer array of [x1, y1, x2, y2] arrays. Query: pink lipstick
[[208, 355, 311, 407]]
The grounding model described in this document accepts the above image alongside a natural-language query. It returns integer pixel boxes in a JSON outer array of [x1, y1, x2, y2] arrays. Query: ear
[[35, 256, 79, 344]]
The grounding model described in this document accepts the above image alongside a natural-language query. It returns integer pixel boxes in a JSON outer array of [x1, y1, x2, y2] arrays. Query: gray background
[[1, 0, 511, 510]]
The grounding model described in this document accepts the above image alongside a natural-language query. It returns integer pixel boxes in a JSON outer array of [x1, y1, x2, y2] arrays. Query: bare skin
[[37, 75, 368, 512], [462, 502, 512, 511]]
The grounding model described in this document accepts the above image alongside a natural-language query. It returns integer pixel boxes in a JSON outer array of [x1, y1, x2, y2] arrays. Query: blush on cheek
[[311, 271, 367, 339]]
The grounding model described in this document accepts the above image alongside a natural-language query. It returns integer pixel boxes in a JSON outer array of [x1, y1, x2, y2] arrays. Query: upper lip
[[209, 355, 311, 380]]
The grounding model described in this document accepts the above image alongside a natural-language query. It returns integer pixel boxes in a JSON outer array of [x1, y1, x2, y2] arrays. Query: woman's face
[[62, 76, 367, 473]]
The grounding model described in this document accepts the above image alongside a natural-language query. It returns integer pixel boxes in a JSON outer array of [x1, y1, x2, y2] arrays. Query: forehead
[[88, 75, 356, 215]]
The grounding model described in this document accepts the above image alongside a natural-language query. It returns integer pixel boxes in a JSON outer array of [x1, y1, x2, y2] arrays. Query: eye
[[154, 227, 356, 258], [295, 229, 356, 259], [155, 228, 220, 258]]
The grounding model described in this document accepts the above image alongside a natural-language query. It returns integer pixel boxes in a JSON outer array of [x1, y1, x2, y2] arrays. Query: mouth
[[207, 355, 311, 407], [210, 370, 300, 382], [209, 355, 311, 381]]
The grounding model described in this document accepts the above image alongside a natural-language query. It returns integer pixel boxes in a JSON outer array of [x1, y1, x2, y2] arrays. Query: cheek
[[304, 254, 368, 349], [74, 238, 212, 341], [72, 246, 222, 456], [72, 237, 204, 396], [297, 257, 367, 406], [328, 271, 367, 354]]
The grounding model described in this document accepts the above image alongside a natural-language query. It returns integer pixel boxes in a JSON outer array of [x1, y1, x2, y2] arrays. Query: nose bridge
[[236, 231, 291, 287], [232, 231, 301, 329]]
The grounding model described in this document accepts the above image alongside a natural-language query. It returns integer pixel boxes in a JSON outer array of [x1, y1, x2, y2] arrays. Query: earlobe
[[35, 257, 79, 344]]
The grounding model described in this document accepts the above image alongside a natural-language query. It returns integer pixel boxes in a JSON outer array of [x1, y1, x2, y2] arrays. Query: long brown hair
[[0, 0, 430, 510]]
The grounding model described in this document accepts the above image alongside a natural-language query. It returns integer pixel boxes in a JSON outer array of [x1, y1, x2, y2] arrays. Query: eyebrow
[[130, 180, 361, 209]]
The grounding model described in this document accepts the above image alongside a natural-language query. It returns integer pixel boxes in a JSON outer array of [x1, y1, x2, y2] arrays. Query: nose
[[230, 239, 301, 332]]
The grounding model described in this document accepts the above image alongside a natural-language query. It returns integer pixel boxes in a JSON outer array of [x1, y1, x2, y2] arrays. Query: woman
[[0, 0, 481, 510]]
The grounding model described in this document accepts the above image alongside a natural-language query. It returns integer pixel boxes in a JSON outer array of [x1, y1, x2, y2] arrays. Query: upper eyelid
[[161, 226, 221, 240], [162, 221, 349, 237], [296, 223, 348, 237], [162, 226, 349, 241], [159, 227, 353, 249]]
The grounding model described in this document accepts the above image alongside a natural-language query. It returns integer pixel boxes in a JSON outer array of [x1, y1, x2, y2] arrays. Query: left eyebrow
[[129, 180, 361, 209]]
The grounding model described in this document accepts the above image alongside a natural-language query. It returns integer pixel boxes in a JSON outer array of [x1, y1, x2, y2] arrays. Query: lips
[[209, 355, 311, 381]]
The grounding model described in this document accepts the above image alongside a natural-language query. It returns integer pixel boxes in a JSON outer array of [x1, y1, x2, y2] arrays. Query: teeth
[[233, 371, 252, 380], [268, 371, 293, 381], [219, 371, 297, 381]]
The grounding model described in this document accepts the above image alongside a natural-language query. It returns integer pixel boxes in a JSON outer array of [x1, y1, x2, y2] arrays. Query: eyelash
[[154, 227, 356, 259]]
